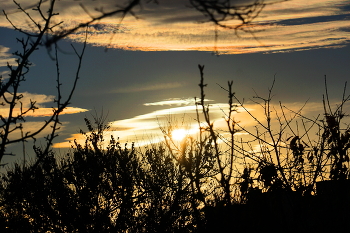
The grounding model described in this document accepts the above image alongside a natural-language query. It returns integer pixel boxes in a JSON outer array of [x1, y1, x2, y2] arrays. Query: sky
[[0, 0, 350, 166]]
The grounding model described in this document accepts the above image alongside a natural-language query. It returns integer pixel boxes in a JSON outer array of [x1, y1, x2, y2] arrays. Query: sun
[[171, 129, 187, 141]]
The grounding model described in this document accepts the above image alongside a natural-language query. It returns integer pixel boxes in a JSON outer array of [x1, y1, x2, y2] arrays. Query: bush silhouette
[[2, 1, 349, 232], [1, 65, 350, 232]]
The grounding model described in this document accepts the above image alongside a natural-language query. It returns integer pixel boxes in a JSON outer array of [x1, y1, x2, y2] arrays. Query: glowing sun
[[171, 129, 187, 141]]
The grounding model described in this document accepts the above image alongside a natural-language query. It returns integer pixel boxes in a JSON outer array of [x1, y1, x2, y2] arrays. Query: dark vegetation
[[1, 0, 350, 232], [1, 65, 349, 232]]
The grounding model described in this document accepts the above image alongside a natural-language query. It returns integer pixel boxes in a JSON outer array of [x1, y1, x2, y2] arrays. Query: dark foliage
[[0, 118, 207, 232], [1, 1, 350, 232], [1, 66, 350, 232]]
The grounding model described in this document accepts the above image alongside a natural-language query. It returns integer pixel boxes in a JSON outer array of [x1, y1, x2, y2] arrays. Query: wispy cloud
[[0, 91, 88, 152], [0, 70, 10, 78], [54, 98, 325, 148], [1, 0, 349, 53], [6, 121, 69, 142], [0, 107, 88, 118], [144, 98, 212, 106], [0, 45, 16, 67], [54, 102, 218, 148], [0, 92, 88, 117], [111, 82, 184, 93]]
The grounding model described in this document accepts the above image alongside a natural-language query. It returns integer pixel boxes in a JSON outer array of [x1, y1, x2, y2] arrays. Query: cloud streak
[[54, 97, 326, 149], [0, 45, 16, 68], [0, 92, 88, 117], [0, 107, 88, 118], [110, 82, 184, 93], [1, 0, 349, 54], [6, 121, 69, 143], [0, 91, 88, 148], [143, 98, 212, 106]]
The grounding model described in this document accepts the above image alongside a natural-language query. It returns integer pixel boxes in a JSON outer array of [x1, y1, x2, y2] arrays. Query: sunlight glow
[[53, 100, 325, 149], [171, 129, 187, 141]]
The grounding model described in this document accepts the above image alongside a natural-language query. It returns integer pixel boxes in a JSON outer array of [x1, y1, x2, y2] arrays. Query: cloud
[[0, 107, 88, 118], [111, 82, 184, 93], [0, 91, 88, 151], [5, 121, 69, 143], [54, 102, 219, 148], [0, 92, 88, 117], [15, 92, 54, 108], [0, 45, 16, 67], [54, 97, 326, 148], [0, 70, 10, 78], [144, 98, 212, 106], [1, 0, 349, 54]]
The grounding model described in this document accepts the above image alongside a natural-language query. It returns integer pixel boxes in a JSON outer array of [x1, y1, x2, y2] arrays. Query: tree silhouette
[[190, 0, 288, 30], [40, 0, 286, 48], [1, 65, 350, 232], [2, 0, 350, 232], [0, 0, 87, 164], [0, 0, 284, 165]]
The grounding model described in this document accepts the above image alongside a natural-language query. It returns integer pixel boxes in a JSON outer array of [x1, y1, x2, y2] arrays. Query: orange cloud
[[0, 91, 88, 149], [0, 107, 88, 118], [1, 0, 349, 54], [54, 98, 326, 148], [5, 121, 69, 143], [0, 92, 88, 117]]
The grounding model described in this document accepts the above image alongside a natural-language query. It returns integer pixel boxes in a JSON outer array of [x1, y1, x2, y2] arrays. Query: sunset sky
[[1, 0, 350, 165]]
